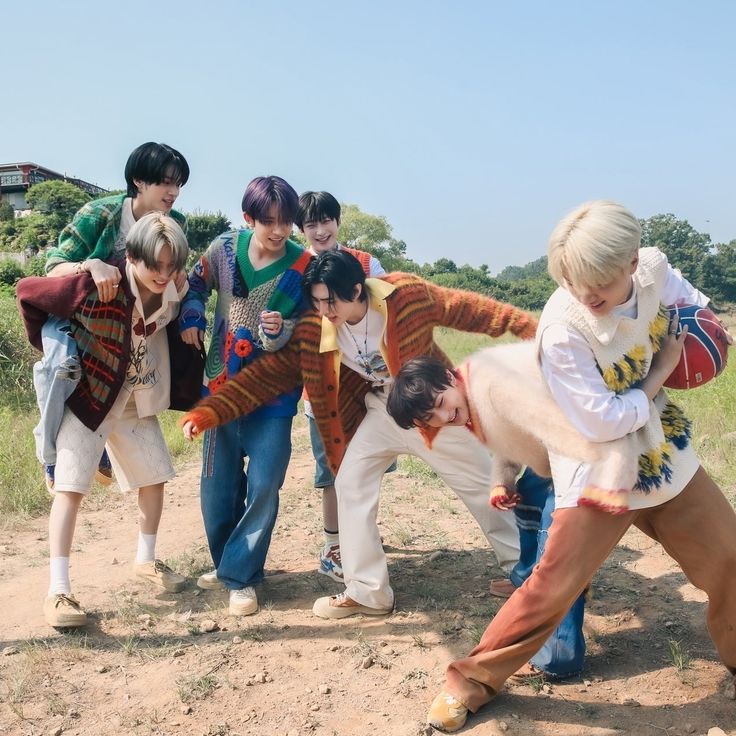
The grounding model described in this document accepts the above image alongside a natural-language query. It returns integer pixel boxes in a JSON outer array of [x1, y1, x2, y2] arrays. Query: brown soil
[[1, 422, 734, 736]]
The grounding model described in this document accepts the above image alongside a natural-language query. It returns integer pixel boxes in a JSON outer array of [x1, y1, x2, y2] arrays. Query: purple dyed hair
[[241, 176, 298, 223]]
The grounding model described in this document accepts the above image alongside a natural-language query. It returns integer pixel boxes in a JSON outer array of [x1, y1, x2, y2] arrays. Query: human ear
[[352, 284, 362, 301], [629, 255, 639, 275], [243, 214, 254, 227]]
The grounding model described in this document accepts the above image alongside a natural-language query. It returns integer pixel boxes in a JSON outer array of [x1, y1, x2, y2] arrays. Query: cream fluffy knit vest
[[537, 247, 695, 510]]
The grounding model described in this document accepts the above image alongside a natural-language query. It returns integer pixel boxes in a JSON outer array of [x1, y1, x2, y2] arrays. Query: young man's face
[[128, 244, 177, 296], [310, 283, 361, 327], [134, 170, 182, 214], [415, 373, 470, 429], [302, 217, 339, 254], [565, 257, 638, 317], [246, 204, 293, 255]]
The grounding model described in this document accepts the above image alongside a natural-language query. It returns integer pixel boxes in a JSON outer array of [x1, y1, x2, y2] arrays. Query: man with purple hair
[[180, 176, 312, 616]]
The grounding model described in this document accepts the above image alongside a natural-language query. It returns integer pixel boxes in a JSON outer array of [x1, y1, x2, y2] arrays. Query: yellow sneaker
[[427, 690, 469, 732], [44, 594, 88, 628], [135, 559, 186, 592]]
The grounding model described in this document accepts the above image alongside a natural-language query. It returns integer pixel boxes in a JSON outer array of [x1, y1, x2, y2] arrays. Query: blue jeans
[[33, 317, 81, 465], [511, 468, 586, 678], [200, 415, 293, 589]]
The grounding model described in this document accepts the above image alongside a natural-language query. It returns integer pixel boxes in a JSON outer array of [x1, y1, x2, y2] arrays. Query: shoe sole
[[46, 612, 88, 628], [312, 599, 393, 620], [229, 604, 259, 616], [135, 572, 187, 593]]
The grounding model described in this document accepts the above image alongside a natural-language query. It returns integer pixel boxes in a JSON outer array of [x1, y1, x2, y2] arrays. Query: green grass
[[1, 291, 734, 518]]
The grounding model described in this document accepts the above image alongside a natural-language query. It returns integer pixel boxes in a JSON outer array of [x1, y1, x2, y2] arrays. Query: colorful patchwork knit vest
[[537, 247, 694, 512]]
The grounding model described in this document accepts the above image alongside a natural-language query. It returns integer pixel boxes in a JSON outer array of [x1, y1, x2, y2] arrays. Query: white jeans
[[335, 390, 519, 609]]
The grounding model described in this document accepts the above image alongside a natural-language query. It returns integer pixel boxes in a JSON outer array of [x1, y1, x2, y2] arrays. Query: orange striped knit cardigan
[[183, 273, 537, 474]]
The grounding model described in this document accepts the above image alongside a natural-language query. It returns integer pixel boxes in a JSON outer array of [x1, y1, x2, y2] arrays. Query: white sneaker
[[197, 570, 224, 590], [318, 543, 344, 582], [229, 587, 258, 616]]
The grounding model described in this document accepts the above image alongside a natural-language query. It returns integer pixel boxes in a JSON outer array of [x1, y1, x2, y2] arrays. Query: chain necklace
[[344, 307, 374, 377]]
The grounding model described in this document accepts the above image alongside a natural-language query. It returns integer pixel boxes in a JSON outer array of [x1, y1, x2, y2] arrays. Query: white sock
[[48, 557, 71, 596], [323, 530, 339, 547], [136, 532, 157, 564]]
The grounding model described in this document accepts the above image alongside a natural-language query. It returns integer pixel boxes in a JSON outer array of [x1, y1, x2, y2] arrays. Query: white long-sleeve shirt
[[540, 264, 708, 443]]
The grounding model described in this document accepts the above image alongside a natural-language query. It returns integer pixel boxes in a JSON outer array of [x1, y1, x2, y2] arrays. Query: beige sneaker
[[197, 569, 225, 590], [44, 593, 88, 628], [312, 591, 393, 620], [135, 559, 186, 592], [427, 690, 469, 732], [229, 587, 258, 616]]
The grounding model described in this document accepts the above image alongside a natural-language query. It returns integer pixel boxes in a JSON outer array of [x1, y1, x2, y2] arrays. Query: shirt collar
[[125, 260, 181, 322], [319, 277, 396, 353]]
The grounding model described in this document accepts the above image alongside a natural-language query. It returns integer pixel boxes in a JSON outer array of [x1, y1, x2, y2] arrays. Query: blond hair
[[547, 200, 640, 287], [125, 211, 189, 272]]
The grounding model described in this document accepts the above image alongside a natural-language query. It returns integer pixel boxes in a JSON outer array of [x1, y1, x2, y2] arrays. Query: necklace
[[344, 308, 374, 377]]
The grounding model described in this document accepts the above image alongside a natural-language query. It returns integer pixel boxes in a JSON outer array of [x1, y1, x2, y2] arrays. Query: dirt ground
[[1, 421, 734, 736]]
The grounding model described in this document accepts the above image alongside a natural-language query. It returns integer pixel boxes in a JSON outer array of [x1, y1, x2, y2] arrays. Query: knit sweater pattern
[[45, 194, 186, 272], [179, 228, 312, 419], [183, 273, 537, 473], [537, 247, 697, 512]]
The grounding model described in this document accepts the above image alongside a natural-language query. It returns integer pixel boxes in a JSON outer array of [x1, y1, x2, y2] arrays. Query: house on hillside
[[0, 162, 108, 214]]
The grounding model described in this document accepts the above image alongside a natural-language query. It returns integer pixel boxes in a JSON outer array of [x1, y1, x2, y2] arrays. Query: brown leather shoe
[[489, 578, 516, 598]]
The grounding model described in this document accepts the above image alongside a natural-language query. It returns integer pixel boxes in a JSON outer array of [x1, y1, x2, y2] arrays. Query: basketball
[[663, 304, 729, 390]]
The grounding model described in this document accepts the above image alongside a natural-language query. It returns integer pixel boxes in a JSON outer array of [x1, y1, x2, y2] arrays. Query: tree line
[[1, 180, 734, 309]]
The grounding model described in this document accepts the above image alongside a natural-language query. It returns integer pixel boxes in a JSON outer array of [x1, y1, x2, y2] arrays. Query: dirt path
[[1, 428, 734, 736]]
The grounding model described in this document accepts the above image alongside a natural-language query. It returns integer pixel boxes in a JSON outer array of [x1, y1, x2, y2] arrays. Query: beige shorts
[[53, 394, 175, 494]]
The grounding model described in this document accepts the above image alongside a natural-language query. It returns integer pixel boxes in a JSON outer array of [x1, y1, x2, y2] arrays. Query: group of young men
[[18, 141, 736, 732]]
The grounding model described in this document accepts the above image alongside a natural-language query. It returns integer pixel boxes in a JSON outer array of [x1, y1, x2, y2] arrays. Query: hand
[[181, 326, 205, 351], [642, 316, 688, 399], [174, 269, 188, 293], [260, 310, 283, 336], [654, 316, 688, 377], [86, 259, 122, 303], [489, 485, 521, 510], [182, 420, 199, 441], [718, 319, 734, 346]]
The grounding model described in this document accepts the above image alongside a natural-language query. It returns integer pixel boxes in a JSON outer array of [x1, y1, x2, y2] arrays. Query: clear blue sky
[[4, 1, 734, 272]]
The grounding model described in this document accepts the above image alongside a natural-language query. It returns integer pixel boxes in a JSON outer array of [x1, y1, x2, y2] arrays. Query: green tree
[[701, 240, 736, 304], [0, 199, 14, 222], [25, 180, 92, 230], [639, 214, 711, 288], [184, 210, 232, 251], [338, 203, 392, 250]]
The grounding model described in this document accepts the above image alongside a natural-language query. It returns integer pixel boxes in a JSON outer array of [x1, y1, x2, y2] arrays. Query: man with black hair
[[182, 249, 537, 620], [45, 141, 189, 301]]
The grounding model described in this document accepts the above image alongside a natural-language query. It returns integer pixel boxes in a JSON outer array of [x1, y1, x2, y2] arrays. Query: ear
[[132, 179, 145, 194], [243, 213, 254, 227], [628, 255, 639, 275], [352, 283, 363, 301], [447, 370, 458, 386]]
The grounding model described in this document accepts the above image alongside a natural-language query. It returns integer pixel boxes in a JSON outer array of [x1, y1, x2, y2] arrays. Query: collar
[[457, 362, 487, 444], [319, 277, 396, 353], [125, 260, 181, 322], [572, 274, 646, 346]]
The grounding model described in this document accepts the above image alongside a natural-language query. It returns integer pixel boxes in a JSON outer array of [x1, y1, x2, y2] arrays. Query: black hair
[[386, 356, 454, 429], [124, 142, 190, 198], [295, 191, 341, 230], [241, 175, 298, 223], [302, 249, 367, 308]]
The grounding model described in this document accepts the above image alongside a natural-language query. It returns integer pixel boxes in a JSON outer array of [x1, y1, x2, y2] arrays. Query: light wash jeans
[[199, 415, 293, 590], [510, 468, 586, 678], [32, 317, 81, 465]]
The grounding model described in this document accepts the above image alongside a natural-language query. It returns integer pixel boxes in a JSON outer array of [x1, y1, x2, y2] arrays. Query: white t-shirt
[[336, 304, 391, 387], [113, 198, 136, 252]]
